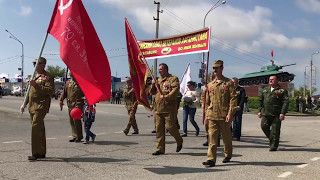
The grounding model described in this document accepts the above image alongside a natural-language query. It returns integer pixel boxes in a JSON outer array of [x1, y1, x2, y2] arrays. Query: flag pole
[[60, 67, 69, 110], [180, 63, 190, 81], [202, 49, 210, 124], [21, 33, 49, 112]]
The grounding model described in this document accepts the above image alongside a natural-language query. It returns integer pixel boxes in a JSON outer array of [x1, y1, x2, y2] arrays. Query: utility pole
[[310, 52, 319, 96], [310, 58, 313, 97], [153, 1, 161, 79]]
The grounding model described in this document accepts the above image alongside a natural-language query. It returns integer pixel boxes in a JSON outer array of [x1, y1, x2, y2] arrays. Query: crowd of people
[[295, 94, 318, 113], [20, 57, 290, 168]]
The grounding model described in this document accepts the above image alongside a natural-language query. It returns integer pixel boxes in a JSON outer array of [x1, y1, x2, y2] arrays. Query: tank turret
[[239, 61, 296, 86]]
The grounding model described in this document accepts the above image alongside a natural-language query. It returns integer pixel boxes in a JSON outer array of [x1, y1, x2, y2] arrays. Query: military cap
[[213, 60, 223, 68], [33, 57, 47, 64]]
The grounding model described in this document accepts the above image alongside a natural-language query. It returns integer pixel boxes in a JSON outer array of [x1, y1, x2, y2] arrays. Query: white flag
[[180, 63, 191, 95]]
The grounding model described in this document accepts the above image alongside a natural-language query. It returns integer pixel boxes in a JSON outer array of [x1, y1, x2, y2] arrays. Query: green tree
[[46, 65, 66, 78], [293, 85, 317, 97]]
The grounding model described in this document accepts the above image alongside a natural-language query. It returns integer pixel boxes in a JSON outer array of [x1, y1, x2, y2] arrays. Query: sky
[[0, 0, 320, 93]]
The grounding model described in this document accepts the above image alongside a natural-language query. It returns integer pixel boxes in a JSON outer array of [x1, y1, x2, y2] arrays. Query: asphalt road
[[0, 96, 319, 180]]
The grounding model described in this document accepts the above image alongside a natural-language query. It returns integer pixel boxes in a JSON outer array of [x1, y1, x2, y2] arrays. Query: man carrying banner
[[20, 57, 54, 161], [60, 73, 84, 142], [151, 63, 183, 155]]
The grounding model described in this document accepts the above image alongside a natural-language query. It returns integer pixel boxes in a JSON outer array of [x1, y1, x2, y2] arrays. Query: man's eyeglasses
[[33, 63, 44, 66]]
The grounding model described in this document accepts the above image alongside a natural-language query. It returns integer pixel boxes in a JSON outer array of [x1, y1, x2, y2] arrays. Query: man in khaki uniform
[[151, 63, 183, 155], [123, 77, 139, 135], [201, 73, 216, 146], [202, 60, 237, 167], [60, 73, 84, 142], [20, 57, 54, 161]]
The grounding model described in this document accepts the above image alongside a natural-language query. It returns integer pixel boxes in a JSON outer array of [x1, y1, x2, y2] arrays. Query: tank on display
[[239, 61, 296, 86]]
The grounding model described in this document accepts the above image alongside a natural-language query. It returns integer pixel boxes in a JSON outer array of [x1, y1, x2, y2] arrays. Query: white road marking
[[46, 138, 56, 140], [311, 157, 320, 161], [3, 140, 23, 144], [68, 136, 73, 138], [297, 164, 308, 168], [278, 172, 292, 178], [96, 133, 106, 135], [98, 111, 127, 116], [114, 131, 123, 134]]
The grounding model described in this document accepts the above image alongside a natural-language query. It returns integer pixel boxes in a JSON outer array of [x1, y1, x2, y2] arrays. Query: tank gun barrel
[[277, 63, 296, 70], [278, 63, 296, 69]]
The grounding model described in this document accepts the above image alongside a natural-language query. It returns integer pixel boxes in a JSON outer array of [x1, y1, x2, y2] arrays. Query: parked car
[[11, 86, 22, 96]]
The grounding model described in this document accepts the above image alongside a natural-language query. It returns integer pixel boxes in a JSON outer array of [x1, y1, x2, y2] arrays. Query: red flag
[[125, 18, 151, 110], [47, 0, 111, 105], [271, 49, 274, 57]]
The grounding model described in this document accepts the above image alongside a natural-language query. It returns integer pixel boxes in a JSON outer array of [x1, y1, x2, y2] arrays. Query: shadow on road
[[38, 157, 130, 163], [280, 148, 320, 152], [179, 152, 242, 158], [144, 165, 226, 175], [93, 140, 139, 147], [218, 161, 304, 167]]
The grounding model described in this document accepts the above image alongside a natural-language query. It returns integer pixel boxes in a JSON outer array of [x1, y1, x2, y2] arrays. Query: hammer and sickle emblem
[[138, 53, 145, 64], [58, 0, 73, 15]]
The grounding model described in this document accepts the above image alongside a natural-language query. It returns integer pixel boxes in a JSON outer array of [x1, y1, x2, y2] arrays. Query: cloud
[[296, 0, 320, 14], [97, 0, 319, 52], [18, 6, 32, 16], [260, 32, 318, 50]]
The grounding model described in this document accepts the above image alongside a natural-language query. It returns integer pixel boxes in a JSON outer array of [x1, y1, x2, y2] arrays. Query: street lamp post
[[304, 65, 310, 97], [310, 51, 319, 96], [5, 30, 24, 95], [201, 0, 226, 83]]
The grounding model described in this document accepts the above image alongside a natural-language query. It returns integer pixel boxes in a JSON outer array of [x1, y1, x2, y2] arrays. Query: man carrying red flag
[[47, 0, 111, 105]]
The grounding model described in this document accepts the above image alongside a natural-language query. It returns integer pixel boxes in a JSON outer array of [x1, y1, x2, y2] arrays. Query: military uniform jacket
[[258, 85, 289, 116], [123, 87, 138, 111], [151, 74, 179, 114], [205, 76, 237, 120], [27, 71, 54, 113], [60, 79, 84, 110], [235, 86, 246, 110]]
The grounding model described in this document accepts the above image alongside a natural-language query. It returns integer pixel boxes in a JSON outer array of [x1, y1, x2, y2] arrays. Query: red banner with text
[[138, 28, 210, 59]]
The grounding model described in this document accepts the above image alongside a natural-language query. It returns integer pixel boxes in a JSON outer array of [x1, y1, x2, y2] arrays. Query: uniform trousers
[[68, 109, 83, 139], [155, 112, 183, 153], [207, 120, 232, 162], [261, 115, 282, 149], [30, 111, 47, 156], [232, 111, 243, 139], [124, 108, 138, 133]]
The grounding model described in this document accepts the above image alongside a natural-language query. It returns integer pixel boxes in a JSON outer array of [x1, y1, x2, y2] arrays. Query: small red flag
[[125, 18, 151, 110], [271, 49, 274, 57], [47, 0, 111, 105]]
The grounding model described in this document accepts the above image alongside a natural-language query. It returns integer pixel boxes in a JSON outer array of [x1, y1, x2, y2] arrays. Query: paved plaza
[[0, 96, 319, 180]]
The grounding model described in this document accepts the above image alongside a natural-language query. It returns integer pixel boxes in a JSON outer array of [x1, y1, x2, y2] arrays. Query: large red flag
[[47, 0, 111, 105], [125, 18, 151, 110]]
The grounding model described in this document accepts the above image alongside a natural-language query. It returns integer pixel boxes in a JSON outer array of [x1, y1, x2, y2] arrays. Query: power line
[[0, 55, 20, 62], [210, 46, 262, 66], [159, 15, 263, 67], [160, 6, 271, 63], [0, 56, 20, 64]]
